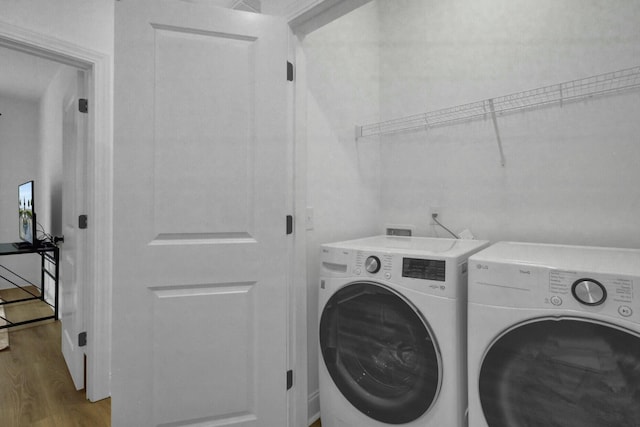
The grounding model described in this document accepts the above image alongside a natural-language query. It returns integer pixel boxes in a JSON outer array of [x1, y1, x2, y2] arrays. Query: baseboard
[[308, 389, 320, 426]]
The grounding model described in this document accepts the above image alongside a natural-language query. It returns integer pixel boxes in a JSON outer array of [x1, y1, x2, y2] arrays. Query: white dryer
[[467, 241, 640, 427], [318, 235, 490, 427]]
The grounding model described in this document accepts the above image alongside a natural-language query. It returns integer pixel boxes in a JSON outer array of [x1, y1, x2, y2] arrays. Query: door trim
[[287, 0, 373, 35], [287, 1, 375, 425], [0, 21, 113, 402]]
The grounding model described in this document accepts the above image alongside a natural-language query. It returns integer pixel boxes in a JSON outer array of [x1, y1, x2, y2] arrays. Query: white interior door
[[60, 71, 87, 391], [113, 1, 290, 426]]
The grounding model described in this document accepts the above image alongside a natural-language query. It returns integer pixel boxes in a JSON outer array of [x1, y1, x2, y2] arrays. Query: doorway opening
[[0, 22, 113, 403]]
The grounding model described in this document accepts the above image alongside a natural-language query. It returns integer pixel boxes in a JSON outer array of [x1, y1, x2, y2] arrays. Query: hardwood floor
[[310, 418, 321, 427], [0, 286, 55, 329], [0, 294, 110, 427]]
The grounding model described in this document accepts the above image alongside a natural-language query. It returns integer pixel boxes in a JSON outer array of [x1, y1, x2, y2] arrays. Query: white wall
[[0, 95, 42, 287], [377, 0, 640, 248], [301, 1, 380, 420]]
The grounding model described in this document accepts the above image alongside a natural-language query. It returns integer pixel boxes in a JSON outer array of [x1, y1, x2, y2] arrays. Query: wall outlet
[[429, 206, 442, 224]]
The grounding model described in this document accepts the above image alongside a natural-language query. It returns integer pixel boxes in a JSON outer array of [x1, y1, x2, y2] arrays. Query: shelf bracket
[[487, 99, 506, 167]]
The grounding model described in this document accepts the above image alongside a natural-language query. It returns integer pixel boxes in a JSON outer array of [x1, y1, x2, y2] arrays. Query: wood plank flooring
[[310, 419, 321, 427], [0, 286, 55, 330], [0, 292, 110, 427]]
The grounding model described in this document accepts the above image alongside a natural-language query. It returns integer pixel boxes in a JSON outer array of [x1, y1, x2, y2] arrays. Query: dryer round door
[[319, 281, 441, 424], [478, 317, 640, 427]]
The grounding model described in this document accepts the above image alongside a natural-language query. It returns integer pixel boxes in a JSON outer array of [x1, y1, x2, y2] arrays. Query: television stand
[[0, 242, 59, 329], [12, 241, 33, 250]]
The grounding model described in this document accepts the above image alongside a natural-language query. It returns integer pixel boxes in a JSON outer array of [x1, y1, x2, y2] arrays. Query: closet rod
[[356, 65, 640, 139]]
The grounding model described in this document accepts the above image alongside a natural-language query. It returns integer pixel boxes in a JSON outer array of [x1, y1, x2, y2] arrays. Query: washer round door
[[319, 281, 441, 424], [479, 317, 640, 427]]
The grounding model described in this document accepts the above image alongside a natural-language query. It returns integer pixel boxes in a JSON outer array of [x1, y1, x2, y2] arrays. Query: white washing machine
[[467, 241, 640, 427], [318, 235, 490, 427]]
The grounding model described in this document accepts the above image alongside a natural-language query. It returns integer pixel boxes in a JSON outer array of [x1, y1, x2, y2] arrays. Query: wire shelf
[[356, 65, 640, 139]]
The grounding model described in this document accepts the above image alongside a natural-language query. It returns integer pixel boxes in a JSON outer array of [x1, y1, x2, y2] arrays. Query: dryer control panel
[[547, 270, 635, 321], [469, 263, 638, 323]]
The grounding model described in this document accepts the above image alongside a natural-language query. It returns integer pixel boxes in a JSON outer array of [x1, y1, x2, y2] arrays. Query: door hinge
[[78, 332, 87, 347], [287, 61, 294, 82], [286, 370, 293, 390], [79, 98, 88, 113], [286, 215, 293, 235], [79, 214, 88, 229]]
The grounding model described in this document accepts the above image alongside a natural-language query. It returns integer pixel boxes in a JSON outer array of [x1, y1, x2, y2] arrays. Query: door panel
[[153, 26, 256, 239], [113, 1, 289, 426], [60, 72, 87, 391], [150, 282, 256, 424]]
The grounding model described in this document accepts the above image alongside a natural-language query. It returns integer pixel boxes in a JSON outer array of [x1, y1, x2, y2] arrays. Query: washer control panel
[[350, 250, 459, 297], [402, 257, 446, 281], [355, 251, 392, 278]]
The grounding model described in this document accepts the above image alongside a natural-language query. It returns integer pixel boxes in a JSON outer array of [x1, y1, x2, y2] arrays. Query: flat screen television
[[17, 180, 37, 248]]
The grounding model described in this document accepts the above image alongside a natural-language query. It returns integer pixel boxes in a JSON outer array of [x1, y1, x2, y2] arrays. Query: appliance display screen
[[402, 258, 446, 281]]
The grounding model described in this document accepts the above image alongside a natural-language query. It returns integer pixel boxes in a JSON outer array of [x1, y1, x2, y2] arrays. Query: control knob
[[572, 279, 606, 306], [365, 256, 381, 274]]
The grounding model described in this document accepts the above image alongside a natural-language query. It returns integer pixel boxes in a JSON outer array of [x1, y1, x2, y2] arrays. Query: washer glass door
[[479, 318, 640, 427], [319, 282, 441, 424]]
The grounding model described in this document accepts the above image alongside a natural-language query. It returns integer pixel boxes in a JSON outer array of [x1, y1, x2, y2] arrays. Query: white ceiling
[[0, 45, 68, 101]]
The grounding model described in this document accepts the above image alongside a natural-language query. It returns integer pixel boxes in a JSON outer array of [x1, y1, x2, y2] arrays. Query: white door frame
[[0, 21, 113, 402], [284, 1, 374, 425]]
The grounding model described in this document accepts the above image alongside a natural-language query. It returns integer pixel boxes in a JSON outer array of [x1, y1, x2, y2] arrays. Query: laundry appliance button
[[365, 256, 381, 274], [572, 279, 606, 306], [550, 296, 563, 306], [619, 305, 633, 317]]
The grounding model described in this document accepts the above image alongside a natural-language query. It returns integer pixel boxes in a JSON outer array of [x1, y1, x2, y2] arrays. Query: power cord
[[37, 222, 54, 244], [432, 213, 459, 239], [37, 222, 63, 245]]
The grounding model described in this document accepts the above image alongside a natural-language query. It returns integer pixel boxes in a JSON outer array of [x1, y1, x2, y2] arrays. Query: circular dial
[[364, 256, 381, 274], [572, 279, 606, 306]]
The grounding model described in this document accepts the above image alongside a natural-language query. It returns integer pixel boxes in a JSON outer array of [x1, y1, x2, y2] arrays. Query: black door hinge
[[287, 61, 294, 82], [286, 370, 293, 390], [286, 215, 293, 235], [78, 331, 87, 347], [79, 214, 88, 229], [79, 98, 88, 113]]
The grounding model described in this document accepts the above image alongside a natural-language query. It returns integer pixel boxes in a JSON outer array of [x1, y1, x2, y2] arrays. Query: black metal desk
[[0, 242, 59, 329]]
